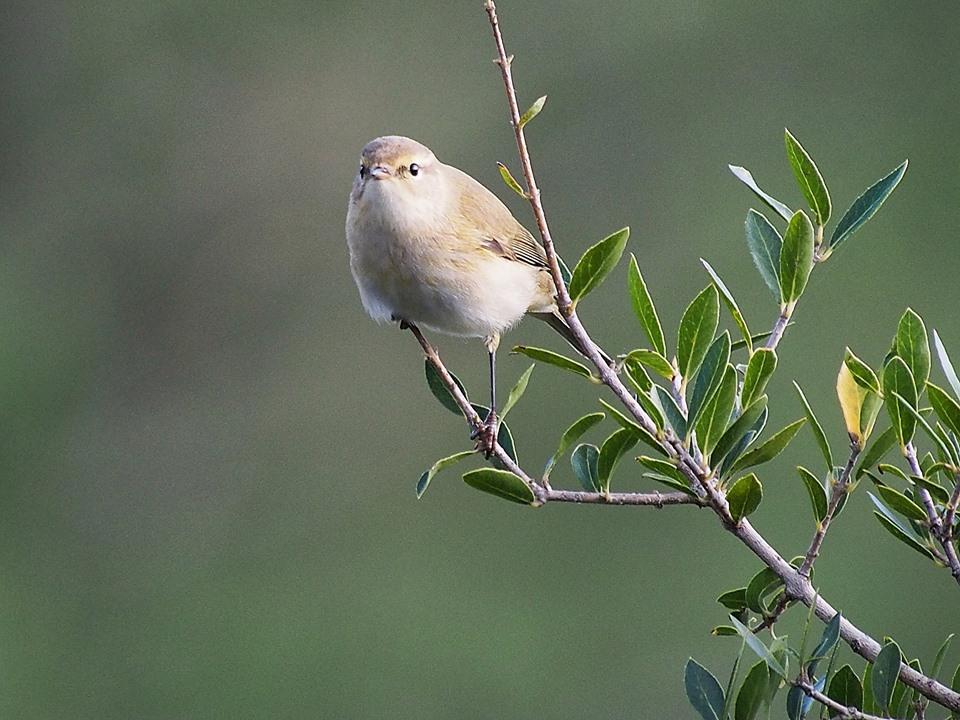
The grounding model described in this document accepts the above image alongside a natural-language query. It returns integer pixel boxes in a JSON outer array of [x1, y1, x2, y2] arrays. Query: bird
[[345, 135, 605, 452]]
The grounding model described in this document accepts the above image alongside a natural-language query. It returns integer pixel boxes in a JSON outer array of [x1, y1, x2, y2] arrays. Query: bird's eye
[[359, 165, 366, 178], [409, 163, 420, 176]]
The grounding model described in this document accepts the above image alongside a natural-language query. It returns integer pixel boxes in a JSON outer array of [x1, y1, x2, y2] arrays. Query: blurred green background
[[2, 1, 958, 717]]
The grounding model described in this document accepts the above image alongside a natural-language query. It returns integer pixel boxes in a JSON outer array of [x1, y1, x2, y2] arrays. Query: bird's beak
[[370, 165, 391, 180]]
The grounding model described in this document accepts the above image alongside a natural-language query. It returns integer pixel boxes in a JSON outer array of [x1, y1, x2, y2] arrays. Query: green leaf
[[728, 615, 787, 678], [684, 658, 726, 720], [809, 612, 842, 668], [644, 473, 698, 496], [875, 484, 928, 522], [512, 345, 593, 380], [785, 685, 806, 720], [678, 286, 720, 382], [717, 587, 748, 611], [829, 160, 908, 251], [890, 392, 957, 463], [655, 385, 687, 439], [701, 259, 752, 352], [745, 567, 782, 614], [729, 165, 794, 222], [688, 332, 731, 433], [570, 443, 600, 492], [727, 473, 762, 522], [779, 210, 815, 304], [425, 360, 468, 415], [744, 209, 783, 297], [928, 382, 960, 438], [496, 162, 528, 198], [626, 349, 675, 379], [741, 349, 778, 409], [797, 466, 827, 523], [634, 386, 666, 434], [913, 473, 951, 505], [597, 428, 640, 493], [417, 451, 475, 499], [862, 660, 877, 714], [628, 254, 667, 357], [933, 330, 960, 399], [793, 382, 834, 473], [637, 455, 687, 483], [557, 255, 572, 286], [543, 412, 604, 479], [500, 364, 534, 420], [697, 365, 738, 456], [784, 128, 831, 226], [735, 661, 769, 720], [892, 660, 916, 718], [462, 468, 535, 505], [518, 94, 547, 129], [856, 425, 897, 478], [953, 663, 960, 720], [826, 665, 863, 714], [844, 348, 881, 393], [871, 641, 902, 712], [568, 227, 630, 305], [869, 495, 934, 560], [883, 356, 918, 447], [730, 418, 806, 474], [721, 640, 747, 720], [896, 308, 931, 389], [931, 633, 954, 680], [623, 355, 652, 392], [598, 399, 663, 454], [713, 396, 769, 466], [711, 625, 739, 637]]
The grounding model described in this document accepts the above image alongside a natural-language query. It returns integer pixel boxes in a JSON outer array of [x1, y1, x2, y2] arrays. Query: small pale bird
[[345, 135, 602, 449]]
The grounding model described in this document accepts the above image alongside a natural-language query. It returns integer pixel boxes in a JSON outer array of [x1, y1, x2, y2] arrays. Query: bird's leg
[[475, 334, 501, 457]]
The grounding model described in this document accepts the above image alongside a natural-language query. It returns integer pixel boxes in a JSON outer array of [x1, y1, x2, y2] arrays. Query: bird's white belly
[[349, 225, 539, 338]]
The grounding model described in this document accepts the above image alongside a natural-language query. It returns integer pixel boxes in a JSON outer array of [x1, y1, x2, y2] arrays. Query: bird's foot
[[471, 410, 499, 458]]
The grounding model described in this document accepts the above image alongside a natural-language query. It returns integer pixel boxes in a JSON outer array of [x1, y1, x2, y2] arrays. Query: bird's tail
[[531, 311, 614, 368]]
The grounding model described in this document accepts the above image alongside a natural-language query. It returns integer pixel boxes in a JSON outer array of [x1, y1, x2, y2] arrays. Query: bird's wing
[[448, 164, 549, 269]]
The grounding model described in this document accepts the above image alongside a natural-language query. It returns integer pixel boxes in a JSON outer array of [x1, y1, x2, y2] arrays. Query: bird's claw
[[472, 411, 499, 458]]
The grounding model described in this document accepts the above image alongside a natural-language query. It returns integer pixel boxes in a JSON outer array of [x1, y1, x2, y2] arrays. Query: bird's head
[[350, 136, 451, 224]]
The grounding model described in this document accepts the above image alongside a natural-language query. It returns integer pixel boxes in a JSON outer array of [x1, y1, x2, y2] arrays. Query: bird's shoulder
[[443, 163, 548, 269]]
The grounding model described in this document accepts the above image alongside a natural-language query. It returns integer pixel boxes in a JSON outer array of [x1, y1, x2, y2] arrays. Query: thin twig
[[481, 2, 960, 711], [408, 324, 699, 508], [545, 488, 704, 506], [793, 678, 885, 720], [798, 441, 861, 577], [905, 442, 960, 584], [765, 306, 793, 349], [945, 474, 960, 541]]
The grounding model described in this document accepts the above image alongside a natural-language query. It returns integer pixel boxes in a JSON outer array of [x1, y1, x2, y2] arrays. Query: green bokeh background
[[2, 1, 958, 717]]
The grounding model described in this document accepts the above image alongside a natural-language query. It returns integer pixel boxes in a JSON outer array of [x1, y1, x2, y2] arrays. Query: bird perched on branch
[[346, 135, 604, 452]]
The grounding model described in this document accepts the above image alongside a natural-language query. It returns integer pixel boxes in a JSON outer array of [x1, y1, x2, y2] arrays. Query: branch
[[905, 442, 960, 585], [406, 323, 697, 508], [792, 678, 886, 720], [481, 2, 960, 711]]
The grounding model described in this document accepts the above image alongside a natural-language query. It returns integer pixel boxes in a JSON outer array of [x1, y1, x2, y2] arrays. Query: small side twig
[[905, 442, 960, 585], [407, 323, 699, 508], [792, 678, 885, 720], [798, 440, 861, 577]]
